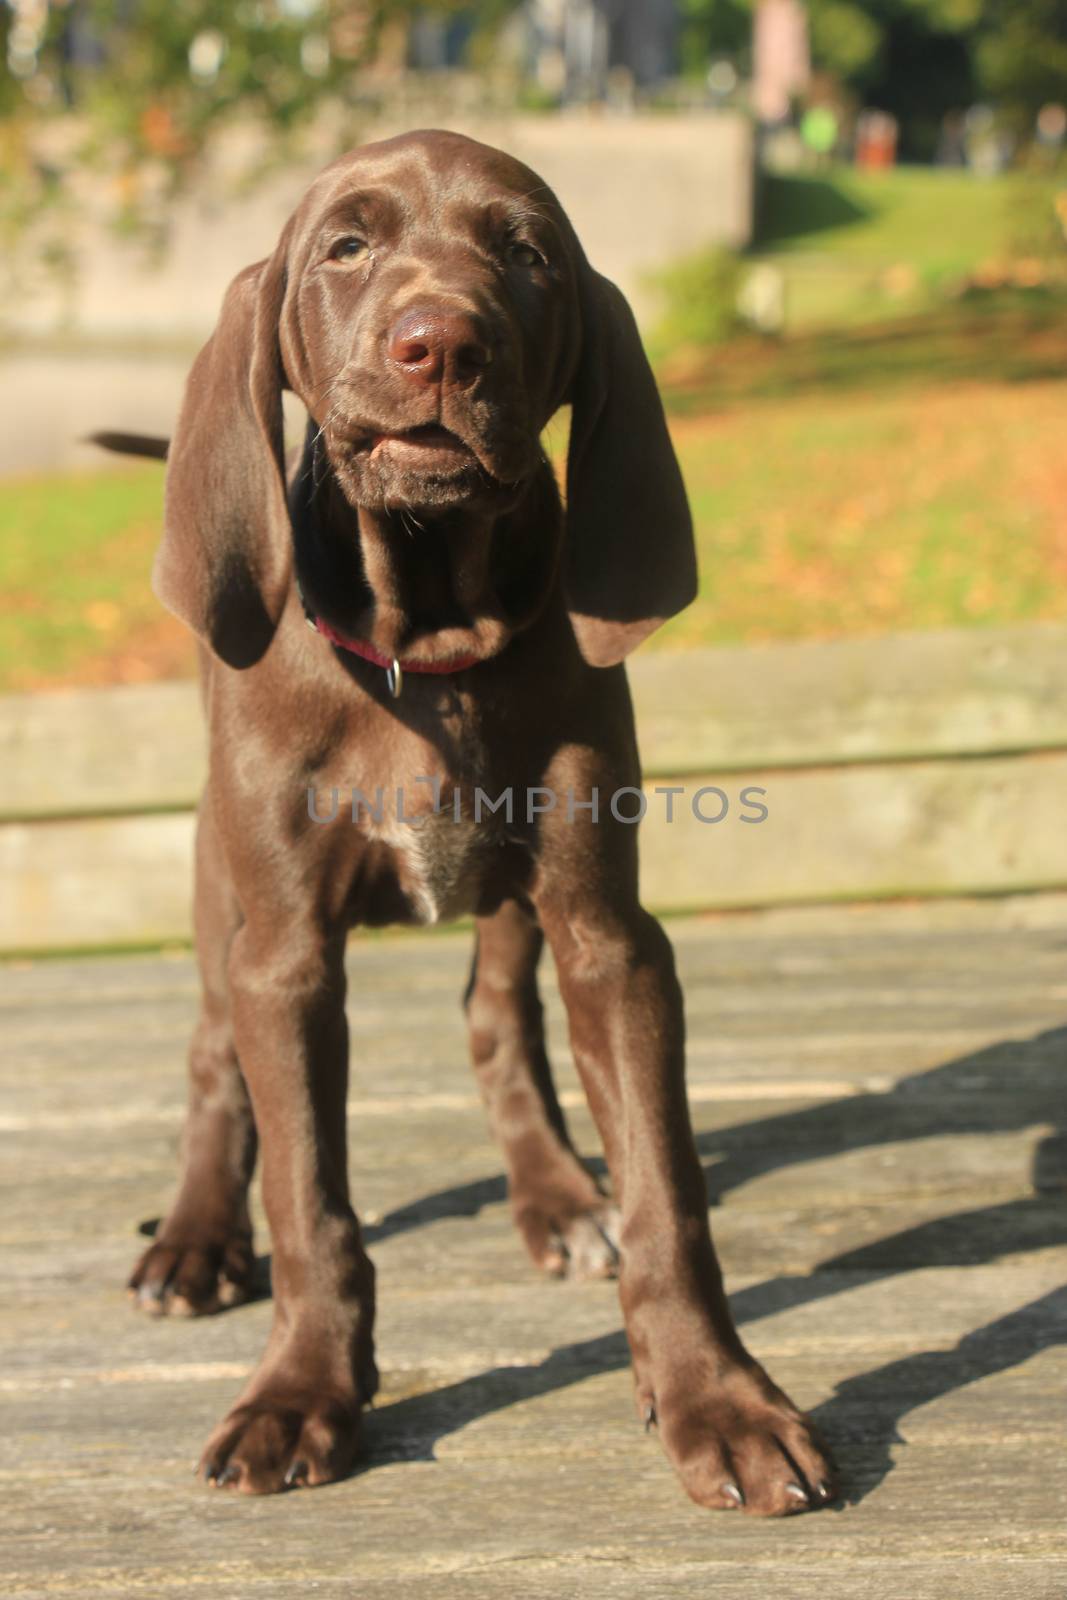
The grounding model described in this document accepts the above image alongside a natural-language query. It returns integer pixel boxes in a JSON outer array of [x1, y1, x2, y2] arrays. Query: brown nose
[[386, 307, 492, 389]]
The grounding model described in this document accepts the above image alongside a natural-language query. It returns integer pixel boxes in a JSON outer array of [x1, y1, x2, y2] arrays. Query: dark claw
[[643, 1403, 657, 1433], [284, 1459, 308, 1488], [215, 1463, 240, 1488], [203, 1463, 219, 1484], [722, 1482, 744, 1507], [786, 1482, 809, 1503]]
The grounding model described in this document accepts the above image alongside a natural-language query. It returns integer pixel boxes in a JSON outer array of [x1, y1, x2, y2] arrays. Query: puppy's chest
[[383, 802, 501, 924], [322, 707, 511, 926]]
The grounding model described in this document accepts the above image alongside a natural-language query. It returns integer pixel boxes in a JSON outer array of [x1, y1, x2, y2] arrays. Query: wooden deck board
[[2, 899, 1066, 1597]]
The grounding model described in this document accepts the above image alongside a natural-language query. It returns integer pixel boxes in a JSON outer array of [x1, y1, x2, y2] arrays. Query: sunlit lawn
[[0, 463, 189, 690], [748, 166, 1066, 330], [3, 369, 1066, 689], [660, 375, 1067, 649]]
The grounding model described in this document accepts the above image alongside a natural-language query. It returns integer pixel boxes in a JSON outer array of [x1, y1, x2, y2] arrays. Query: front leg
[[536, 891, 836, 1516], [199, 919, 377, 1494]]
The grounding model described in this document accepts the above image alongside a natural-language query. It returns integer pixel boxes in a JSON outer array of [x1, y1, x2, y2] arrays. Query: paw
[[649, 1364, 837, 1517], [128, 1224, 255, 1316], [198, 1389, 363, 1495], [518, 1200, 621, 1281]]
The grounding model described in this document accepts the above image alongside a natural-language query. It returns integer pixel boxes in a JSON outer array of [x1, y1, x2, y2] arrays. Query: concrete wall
[[17, 112, 752, 344]]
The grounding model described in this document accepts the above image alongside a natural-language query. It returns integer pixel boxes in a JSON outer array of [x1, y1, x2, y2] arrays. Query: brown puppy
[[126, 129, 835, 1513]]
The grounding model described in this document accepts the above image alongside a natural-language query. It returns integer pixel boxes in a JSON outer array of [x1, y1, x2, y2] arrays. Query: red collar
[[296, 577, 484, 696], [309, 611, 482, 675]]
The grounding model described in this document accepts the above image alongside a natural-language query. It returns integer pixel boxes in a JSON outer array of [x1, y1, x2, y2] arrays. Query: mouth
[[330, 414, 531, 511], [365, 424, 477, 465]]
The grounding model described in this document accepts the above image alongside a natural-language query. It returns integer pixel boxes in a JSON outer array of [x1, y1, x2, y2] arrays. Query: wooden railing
[[4, 622, 1067, 953]]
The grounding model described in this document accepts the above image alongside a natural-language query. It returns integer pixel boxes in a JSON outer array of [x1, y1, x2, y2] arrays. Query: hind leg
[[465, 899, 619, 1279], [129, 794, 257, 1315]]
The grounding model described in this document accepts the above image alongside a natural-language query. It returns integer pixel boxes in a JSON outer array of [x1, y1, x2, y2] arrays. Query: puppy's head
[[157, 130, 695, 669], [284, 131, 571, 515]]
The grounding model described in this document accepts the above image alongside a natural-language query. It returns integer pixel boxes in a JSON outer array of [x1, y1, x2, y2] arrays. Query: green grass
[[646, 166, 1067, 351], [3, 362, 1066, 688], [748, 166, 1067, 331], [757, 167, 1062, 263], [659, 293, 1067, 409], [660, 376, 1067, 649], [0, 463, 170, 689]]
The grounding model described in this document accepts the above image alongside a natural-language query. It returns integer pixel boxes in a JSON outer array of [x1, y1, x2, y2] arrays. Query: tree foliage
[[2, 3, 505, 190], [1, 1, 515, 267], [3, 0, 1064, 209], [681, 0, 1067, 138]]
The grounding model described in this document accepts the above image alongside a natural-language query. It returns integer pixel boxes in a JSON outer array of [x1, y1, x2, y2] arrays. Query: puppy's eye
[[329, 236, 367, 264], [508, 241, 545, 269]]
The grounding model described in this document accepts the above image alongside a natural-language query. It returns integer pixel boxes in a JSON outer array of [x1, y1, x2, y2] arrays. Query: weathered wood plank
[[6, 750, 1067, 951], [0, 680, 204, 820], [3, 904, 1066, 1597], [0, 811, 195, 951], [5, 625, 1067, 949], [638, 751, 1067, 911], [634, 621, 1067, 773], [4, 623, 1067, 822], [1, 1559, 1063, 1600]]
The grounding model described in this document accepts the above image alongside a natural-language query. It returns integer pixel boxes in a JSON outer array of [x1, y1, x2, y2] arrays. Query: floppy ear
[[565, 267, 697, 668], [154, 242, 293, 669]]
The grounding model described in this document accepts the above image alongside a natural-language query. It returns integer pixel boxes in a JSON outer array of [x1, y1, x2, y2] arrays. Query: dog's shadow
[[142, 1025, 1067, 1501], [353, 1023, 1067, 1499], [360, 1198, 1067, 1504], [351, 1027, 1067, 1242]]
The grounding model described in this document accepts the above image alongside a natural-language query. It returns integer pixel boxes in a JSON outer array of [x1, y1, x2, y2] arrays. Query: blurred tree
[[680, 0, 1067, 156], [0, 1, 517, 272], [4, 3, 520, 161], [853, 7, 975, 160], [679, 0, 752, 78], [1, 3, 515, 215], [978, 0, 1067, 130], [804, 0, 1067, 153], [3, 0, 1064, 234], [65, 1, 368, 171]]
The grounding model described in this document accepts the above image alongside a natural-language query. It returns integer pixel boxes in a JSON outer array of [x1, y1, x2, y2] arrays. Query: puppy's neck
[[291, 440, 564, 667]]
